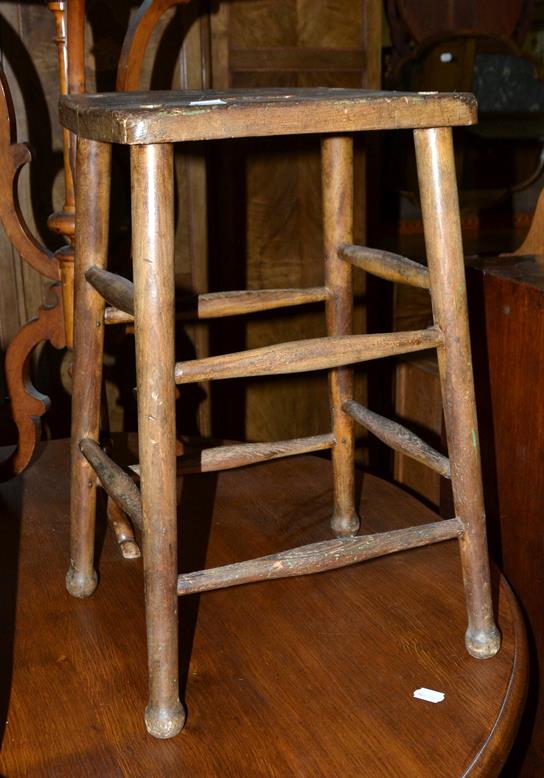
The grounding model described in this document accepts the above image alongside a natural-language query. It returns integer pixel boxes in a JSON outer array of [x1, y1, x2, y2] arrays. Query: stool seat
[[59, 88, 477, 144]]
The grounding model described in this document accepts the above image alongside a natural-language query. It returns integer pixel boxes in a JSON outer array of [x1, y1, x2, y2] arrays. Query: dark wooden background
[[0, 0, 381, 448]]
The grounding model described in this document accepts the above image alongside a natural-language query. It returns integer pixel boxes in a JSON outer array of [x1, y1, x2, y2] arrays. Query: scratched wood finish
[[80, 437, 143, 530], [0, 439, 527, 775], [87, 263, 328, 322], [344, 399, 451, 478], [104, 286, 328, 324], [174, 329, 443, 385], [63, 89, 502, 731], [130, 433, 335, 476], [60, 89, 478, 145], [176, 517, 464, 596], [131, 142, 184, 739]]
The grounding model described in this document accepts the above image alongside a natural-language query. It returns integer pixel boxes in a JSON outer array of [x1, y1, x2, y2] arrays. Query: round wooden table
[[0, 439, 527, 775]]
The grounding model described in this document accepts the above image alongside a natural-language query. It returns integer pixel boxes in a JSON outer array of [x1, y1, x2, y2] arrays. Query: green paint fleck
[[471, 429, 477, 449]]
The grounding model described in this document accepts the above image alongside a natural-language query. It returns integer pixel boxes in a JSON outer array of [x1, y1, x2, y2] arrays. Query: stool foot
[[465, 625, 501, 659], [119, 539, 141, 559], [65, 564, 98, 598], [331, 511, 359, 538], [145, 701, 186, 739]]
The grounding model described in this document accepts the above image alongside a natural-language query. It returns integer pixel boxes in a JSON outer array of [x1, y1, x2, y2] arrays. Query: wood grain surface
[[207, 0, 379, 446], [0, 438, 527, 776], [174, 329, 443, 384], [344, 399, 451, 478], [59, 88, 478, 145], [414, 127, 500, 661]]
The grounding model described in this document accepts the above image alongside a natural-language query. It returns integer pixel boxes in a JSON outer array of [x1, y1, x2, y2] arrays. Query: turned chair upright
[[60, 87, 501, 739]]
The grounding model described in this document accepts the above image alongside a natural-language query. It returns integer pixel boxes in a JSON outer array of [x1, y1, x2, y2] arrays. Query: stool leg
[[322, 135, 359, 538], [414, 127, 500, 659], [131, 143, 185, 738], [66, 139, 111, 598]]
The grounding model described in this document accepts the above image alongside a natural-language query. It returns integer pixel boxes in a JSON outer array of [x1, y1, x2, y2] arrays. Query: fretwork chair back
[[60, 88, 501, 739]]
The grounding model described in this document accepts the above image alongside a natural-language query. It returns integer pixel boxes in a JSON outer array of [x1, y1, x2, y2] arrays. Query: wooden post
[[414, 127, 500, 659], [322, 135, 359, 537], [131, 143, 185, 739], [47, 1, 76, 347], [66, 0, 86, 95], [66, 138, 111, 598]]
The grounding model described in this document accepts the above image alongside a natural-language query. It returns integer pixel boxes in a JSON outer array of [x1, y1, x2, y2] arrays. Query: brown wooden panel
[[298, 0, 366, 48], [467, 255, 544, 773], [208, 1, 380, 444], [229, 0, 298, 49]]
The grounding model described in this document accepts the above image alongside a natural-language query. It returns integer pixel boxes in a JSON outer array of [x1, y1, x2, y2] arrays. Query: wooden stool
[[60, 88, 501, 739]]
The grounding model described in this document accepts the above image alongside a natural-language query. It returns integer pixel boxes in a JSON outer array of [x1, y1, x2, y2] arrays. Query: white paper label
[[189, 99, 227, 106], [413, 687, 445, 704]]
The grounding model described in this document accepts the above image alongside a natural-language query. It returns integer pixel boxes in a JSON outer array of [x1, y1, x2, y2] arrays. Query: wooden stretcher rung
[[87, 262, 328, 324], [338, 244, 431, 289], [176, 517, 463, 596], [79, 438, 143, 530], [175, 328, 443, 384], [86, 266, 134, 315], [129, 433, 335, 477], [104, 307, 133, 325], [343, 400, 451, 478], [178, 287, 328, 318]]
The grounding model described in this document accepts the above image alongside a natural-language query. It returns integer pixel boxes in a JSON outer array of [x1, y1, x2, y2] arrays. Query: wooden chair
[[60, 87, 501, 738]]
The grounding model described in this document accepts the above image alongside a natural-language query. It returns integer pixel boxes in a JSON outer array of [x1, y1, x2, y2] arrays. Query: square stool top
[[59, 88, 477, 145]]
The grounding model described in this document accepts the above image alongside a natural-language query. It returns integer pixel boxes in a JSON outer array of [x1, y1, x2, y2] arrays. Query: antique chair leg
[[131, 143, 185, 738], [414, 127, 501, 659], [67, 139, 112, 598], [322, 135, 359, 538]]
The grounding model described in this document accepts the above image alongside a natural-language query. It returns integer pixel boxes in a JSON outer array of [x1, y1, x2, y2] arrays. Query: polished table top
[[0, 438, 527, 776]]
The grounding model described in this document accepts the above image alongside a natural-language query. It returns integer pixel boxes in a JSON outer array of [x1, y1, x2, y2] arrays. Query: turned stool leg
[[131, 143, 185, 738], [414, 127, 500, 659], [322, 135, 359, 538], [67, 139, 111, 598]]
